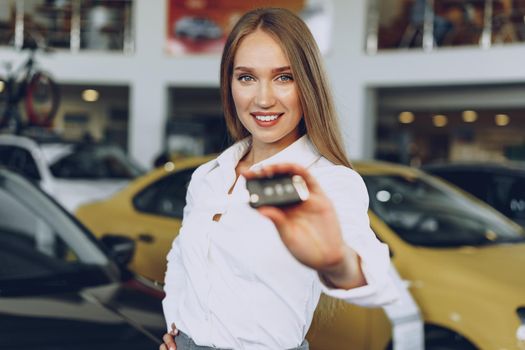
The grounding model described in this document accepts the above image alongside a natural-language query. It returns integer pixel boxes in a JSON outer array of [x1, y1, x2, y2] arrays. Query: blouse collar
[[216, 134, 321, 172]]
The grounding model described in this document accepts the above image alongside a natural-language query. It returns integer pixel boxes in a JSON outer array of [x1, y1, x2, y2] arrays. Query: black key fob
[[246, 173, 310, 208]]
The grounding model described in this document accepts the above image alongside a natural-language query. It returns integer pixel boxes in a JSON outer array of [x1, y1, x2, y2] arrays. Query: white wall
[[1, 0, 525, 166]]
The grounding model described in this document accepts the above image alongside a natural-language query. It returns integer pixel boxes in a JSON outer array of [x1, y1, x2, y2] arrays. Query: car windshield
[[0, 169, 116, 294], [363, 173, 525, 248], [48, 144, 144, 179]]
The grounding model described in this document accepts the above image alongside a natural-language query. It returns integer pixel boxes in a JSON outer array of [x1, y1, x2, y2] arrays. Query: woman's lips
[[251, 113, 283, 127]]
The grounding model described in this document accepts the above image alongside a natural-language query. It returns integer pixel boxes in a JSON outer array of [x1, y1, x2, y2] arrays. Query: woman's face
[[231, 29, 303, 150]]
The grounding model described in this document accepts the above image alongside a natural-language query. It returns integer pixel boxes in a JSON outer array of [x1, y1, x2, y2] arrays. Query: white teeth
[[255, 115, 279, 121]]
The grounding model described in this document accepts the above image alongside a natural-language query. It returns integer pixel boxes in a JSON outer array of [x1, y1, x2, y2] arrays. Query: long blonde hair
[[220, 8, 352, 168]]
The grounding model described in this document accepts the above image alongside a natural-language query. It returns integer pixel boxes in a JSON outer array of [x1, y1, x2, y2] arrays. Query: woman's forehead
[[233, 30, 290, 69]]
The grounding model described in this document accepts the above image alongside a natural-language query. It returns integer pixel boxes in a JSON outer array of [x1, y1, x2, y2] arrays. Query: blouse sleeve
[[162, 163, 207, 330], [314, 166, 400, 307]]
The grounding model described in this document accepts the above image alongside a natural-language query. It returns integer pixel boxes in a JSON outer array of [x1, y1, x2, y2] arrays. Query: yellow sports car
[[76, 156, 214, 283], [76, 158, 525, 350]]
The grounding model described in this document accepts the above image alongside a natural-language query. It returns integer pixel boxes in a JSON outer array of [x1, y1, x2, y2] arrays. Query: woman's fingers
[[170, 322, 179, 336], [162, 332, 176, 350], [257, 206, 287, 229], [243, 163, 323, 194]]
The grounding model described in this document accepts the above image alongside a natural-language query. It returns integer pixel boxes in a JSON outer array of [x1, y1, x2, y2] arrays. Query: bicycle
[[0, 39, 60, 134]]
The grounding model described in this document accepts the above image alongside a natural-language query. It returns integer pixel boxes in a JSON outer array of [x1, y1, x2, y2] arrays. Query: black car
[[0, 167, 166, 349], [422, 162, 525, 228]]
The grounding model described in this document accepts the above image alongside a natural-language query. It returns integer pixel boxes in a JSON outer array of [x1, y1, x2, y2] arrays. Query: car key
[[246, 173, 310, 208]]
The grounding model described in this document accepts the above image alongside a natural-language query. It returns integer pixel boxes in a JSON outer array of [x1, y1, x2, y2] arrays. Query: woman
[[161, 7, 398, 350]]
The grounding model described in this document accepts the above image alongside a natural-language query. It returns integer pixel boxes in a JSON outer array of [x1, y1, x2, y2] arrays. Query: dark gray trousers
[[175, 331, 309, 350]]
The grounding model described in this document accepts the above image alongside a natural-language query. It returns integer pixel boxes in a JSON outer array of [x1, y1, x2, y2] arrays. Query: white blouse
[[162, 135, 398, 350]]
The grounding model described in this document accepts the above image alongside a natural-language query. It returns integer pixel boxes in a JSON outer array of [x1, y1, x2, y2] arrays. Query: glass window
[[429, 170, 489, 201], [167, 87, 229, 158], [0, 0, 134, 52], [490, 174, 525, 226], [0, 145, 41, 181], [375, 86, 525, 166], [433, 0, 485, 48], [368, 0, 525, 52], [80, 0, 133, 52], [363, 173, 525, 247], [0, 189, 77, 280], [21, 0, 73, 49], [133, 169, 194, 219], [508, 178, 525, 226], [0, 169, 112, 290], [49, 144, 143, 179], [0, 2, 15, 46]]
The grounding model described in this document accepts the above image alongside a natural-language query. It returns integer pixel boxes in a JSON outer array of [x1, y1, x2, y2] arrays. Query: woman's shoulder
[[311, 158, 368, 196], [189, 157, 218, 184], [312, 157, 362, 181]]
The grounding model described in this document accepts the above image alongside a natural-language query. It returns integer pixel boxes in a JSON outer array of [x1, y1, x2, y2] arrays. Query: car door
[[128, 168, 196, 282], [0, 169, 165, 349]]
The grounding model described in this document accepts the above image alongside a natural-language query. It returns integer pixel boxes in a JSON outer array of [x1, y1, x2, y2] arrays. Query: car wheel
[[425, 325, 477, 350], [426, 339, 475, 350]]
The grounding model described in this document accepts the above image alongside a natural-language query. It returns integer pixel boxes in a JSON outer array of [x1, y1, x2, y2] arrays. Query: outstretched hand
[[243, 163, 365, 289]]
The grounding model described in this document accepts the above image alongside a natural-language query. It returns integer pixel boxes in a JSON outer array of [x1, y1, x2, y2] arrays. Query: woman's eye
[[277, 74, 293, 82], [238, 75, 254, 82]]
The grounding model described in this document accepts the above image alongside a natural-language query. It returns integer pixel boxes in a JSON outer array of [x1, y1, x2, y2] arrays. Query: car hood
[[413, 242, 525, 302], [52, 179, 130, 212], [0, 281, 165, 349]]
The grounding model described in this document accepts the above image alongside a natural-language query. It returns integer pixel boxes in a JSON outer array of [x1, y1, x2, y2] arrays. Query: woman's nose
[[255, 82, 276, 108]]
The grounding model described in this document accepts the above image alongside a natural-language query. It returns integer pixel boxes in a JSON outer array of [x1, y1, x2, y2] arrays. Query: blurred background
[[1, 1, 525, 349], [1, 0, 523, 168]]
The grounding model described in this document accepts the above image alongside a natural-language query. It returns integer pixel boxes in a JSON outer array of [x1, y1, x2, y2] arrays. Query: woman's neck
[[242, 133, 302, 167]]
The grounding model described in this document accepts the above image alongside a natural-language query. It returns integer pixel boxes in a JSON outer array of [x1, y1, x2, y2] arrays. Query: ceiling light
[[398, 111, 415, 124], [495, 114, 510, 126], [462, 110, 478, 123], [433, 114, 448, 127], [82, 89, 99, 102]]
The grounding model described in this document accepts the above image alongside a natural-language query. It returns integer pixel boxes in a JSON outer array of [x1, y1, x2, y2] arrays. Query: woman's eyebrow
[[271, 66, 291, 73], [233, 66, 291, 73], [234, 66, 253, 72]]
